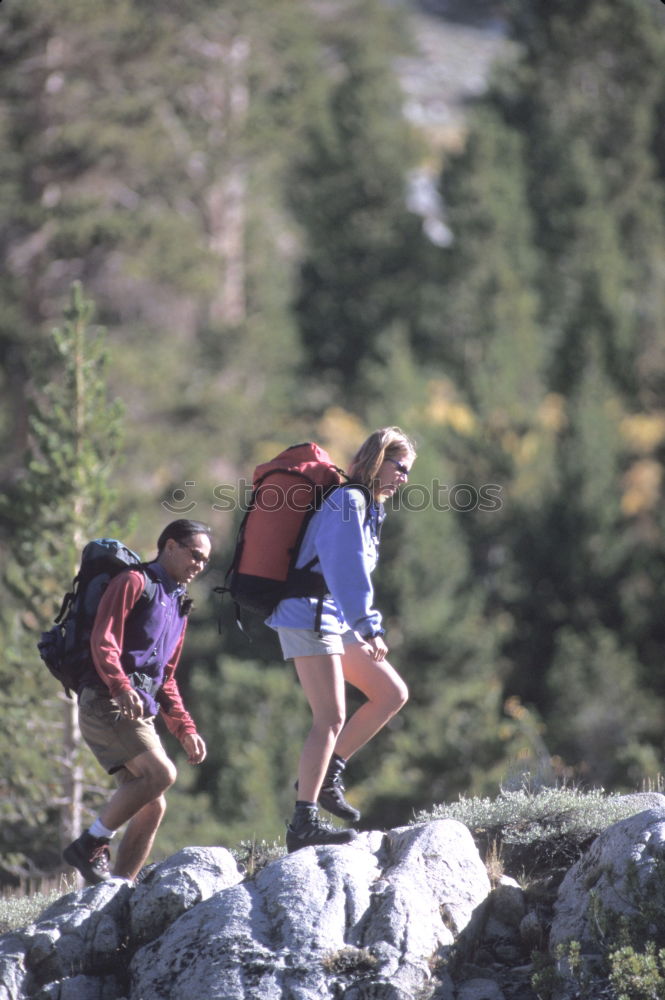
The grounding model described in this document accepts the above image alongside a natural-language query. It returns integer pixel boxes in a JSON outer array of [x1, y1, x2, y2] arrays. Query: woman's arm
[[314, 488, 384, 637]]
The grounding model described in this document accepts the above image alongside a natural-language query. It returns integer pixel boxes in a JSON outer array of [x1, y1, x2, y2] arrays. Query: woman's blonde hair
[[348, 427, 417, 489]]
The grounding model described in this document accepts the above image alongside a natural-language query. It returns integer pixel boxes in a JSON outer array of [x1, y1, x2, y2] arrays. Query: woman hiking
[[267, 426, 417, 852]]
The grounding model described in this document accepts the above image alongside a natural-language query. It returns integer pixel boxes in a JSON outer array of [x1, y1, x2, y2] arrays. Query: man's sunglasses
[[176, 541, 210, 566]]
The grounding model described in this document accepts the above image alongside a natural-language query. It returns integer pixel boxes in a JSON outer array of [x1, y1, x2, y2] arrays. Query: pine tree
[[426, 0, 665, 788], [0, 0, 322, 511], [290, 0, 431, 401], [0, 282, 125, 881], [435, 105, 544, 419], [505, 0, 665, 401]]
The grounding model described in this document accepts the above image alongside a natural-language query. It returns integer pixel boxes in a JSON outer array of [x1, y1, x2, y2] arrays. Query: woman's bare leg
[[334, 642, 408, 761], [293, 653, 346, 802]]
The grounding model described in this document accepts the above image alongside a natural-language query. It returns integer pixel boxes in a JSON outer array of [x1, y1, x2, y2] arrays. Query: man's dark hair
[[157, 519, 213, 554]]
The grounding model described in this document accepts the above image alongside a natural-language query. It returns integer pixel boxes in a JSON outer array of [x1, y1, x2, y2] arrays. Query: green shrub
[[416, 785, 655, 874], [609, 943, 665, 1000], [544, 857, 665, 998]]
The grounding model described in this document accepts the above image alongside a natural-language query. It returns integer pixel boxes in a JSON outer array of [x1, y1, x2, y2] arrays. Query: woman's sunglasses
[[385, 457, 410, 478]]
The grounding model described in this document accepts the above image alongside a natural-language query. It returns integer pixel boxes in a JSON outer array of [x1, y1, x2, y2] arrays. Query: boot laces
[[312, 813, 335, 833], [324, 771, 345, 793], [295, 807, 333, 833], [90, 844, 111, 868]]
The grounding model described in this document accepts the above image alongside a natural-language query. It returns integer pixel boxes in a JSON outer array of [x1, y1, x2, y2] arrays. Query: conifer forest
[[2, 0, 665, 883]]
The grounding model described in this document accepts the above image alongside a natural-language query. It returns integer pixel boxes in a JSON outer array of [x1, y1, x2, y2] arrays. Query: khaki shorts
[[78, 686, 163, 774], [276, 627, 361, 660]]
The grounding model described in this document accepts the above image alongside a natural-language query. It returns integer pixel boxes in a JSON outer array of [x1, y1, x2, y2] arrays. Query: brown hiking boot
[[63, 830, 112, 885]]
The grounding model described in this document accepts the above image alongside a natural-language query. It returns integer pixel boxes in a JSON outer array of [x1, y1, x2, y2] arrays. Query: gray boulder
[[457, 980, 505, 1000], [129, 845, 244, 945], [0, 846, 244, 999], [130, 819, 490, 1000], [550, 805, 665, 987], [490, 877, 525, 929], [0, 879, 132, 1000], [0, 931, 29, 1000]]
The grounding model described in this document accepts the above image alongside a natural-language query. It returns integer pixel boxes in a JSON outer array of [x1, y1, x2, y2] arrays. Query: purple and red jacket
[[86, 561, 197, 741]]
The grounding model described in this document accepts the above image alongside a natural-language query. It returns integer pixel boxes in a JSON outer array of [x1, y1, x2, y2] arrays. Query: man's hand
[[182, 732, 207, 765], [116, 687, 144, 721], [362, 635, 388, 661]]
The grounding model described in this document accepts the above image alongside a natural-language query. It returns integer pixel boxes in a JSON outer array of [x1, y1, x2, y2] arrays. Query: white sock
[[88, 818, 116, 840]]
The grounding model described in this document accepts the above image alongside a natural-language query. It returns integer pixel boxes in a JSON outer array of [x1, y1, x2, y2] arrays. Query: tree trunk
[[60, 695, 83, 846], [207, 35, 249, 327]]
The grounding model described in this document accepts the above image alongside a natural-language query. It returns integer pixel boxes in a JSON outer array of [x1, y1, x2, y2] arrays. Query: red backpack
[[222, 442, 347, 619]]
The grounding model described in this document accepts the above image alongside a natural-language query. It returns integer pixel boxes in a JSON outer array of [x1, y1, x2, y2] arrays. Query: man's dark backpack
[[37, 538, 158, 699]]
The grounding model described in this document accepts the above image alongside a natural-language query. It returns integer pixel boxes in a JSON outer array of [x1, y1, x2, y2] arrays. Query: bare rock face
[[0, 930, 30, 1000], [130, 820, 491, 1000], [129, 845, 245, 946], [0, 846, 244, 1000], [0, 879, 133, 1000]]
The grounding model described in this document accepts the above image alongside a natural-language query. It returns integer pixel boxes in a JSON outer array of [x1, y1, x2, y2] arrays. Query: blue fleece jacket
[[265, 486, 385, 637]]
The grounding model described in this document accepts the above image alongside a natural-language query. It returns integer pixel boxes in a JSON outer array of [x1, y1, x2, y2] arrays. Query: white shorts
[[276, 627, 362, 660]]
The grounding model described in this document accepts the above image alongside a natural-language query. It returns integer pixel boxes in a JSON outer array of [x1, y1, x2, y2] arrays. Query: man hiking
[[63, 519, 212, 884]]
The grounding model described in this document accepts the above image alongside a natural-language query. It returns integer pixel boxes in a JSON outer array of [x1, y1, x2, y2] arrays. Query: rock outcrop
[[2, 799, 665, 1000], [0, 820, 490, 1000], [550, 803, 665, 993]]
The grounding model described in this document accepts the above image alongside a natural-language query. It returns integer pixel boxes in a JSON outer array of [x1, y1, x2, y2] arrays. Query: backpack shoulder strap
[[324, 481, 373, 520], [134, 564, 160, 608], [335, 480, 372, 501], [137, 563, 192, 616], [111, 563, 159, 615]]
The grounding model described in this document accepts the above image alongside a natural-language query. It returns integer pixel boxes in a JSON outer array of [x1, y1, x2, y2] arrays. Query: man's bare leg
[[99, 748, 176, 831], [113, 795, 166, 880], [100, 748, 176, 880]]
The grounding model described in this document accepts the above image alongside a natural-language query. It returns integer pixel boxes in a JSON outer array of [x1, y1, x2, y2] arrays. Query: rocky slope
[[2, 794, 665, 1000]]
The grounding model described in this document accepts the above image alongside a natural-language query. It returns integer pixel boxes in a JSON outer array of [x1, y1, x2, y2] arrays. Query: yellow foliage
[[252, 440, 291, 465], [504, 695, 528, 721], [425, 379, 476, 433], [247, 407, 377, 473], [621, 459, 662, 516], [500, 429, 541, 464], [316, 407, 368, 465], [537, 393, 567, 433], [620, 413, 665, 454]]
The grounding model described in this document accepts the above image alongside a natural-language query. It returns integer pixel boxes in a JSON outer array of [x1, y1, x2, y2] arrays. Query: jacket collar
[[147, 560, 186, 597]]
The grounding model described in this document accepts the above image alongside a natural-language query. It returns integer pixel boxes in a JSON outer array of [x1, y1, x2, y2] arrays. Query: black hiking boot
[[294, 754, 361, 823], [63, 830, 112, 885], [318, 754, 361, 823], [286, 806, 358, 854]]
